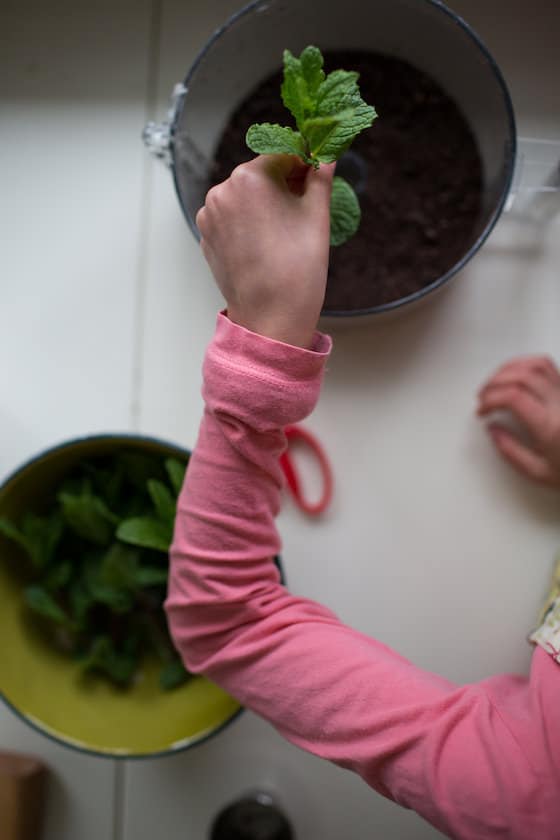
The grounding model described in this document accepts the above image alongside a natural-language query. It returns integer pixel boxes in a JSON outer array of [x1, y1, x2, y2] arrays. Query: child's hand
[[477, 356, 560, 487], [196, 154, 335, 349]]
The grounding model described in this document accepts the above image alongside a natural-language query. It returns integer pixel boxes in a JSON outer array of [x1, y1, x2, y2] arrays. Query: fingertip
[[487, 422, 506, 444]]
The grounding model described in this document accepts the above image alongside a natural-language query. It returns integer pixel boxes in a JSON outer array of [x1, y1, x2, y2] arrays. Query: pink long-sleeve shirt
[[165, 313, 560, 839]]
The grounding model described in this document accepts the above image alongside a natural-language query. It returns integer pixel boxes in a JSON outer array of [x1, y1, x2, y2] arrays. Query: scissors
[[279, 424, 334, 516]]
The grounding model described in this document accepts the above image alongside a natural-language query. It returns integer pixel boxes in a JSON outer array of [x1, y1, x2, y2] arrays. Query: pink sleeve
[[165, 313, 560, 839]]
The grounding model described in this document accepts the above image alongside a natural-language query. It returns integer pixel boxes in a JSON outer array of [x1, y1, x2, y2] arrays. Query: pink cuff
[[202, 312, 332, 431]]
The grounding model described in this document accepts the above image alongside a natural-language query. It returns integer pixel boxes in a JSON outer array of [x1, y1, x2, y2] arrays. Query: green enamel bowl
[[0, 434, 242, 758]]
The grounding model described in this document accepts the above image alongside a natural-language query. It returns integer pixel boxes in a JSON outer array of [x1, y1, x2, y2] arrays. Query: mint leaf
[[58, 488, 117, 546], [330, 176, 361, 246], [0, 516, 27, 548], [300, 45, 325, 99], [313, 71, 377, 162], [159, 658, 191, 691], [164, 457, 187, 496], [0, 512, 65, 570], [134, 567, 169, 587], [116, 516, 172, 553], [281, 50, 310, 129], [24, 512, 64, 568], [147, 479, 176, 525], [24, 585, 70, 626], [81, 636, 138, 686], [44, 560, 72, 592], [246, 123, 307, 159], [281, 46, 326, 128], [246, 45, 377, 245], [118, 452, 166, 490], [301, 112, 352, 162], [68, 578, 93, 628], [84, 550, 135, 614], [315, 69, 360, 115]]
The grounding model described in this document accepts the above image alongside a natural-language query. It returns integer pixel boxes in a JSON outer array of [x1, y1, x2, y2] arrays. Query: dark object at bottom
[[210, 793, 294, 840]]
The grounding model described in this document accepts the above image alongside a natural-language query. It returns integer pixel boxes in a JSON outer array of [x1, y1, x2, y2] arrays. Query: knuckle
[[532, 356, 551, 373], [231, 163, 257, 188], [205, 184, 223, 209], [195, 205, 206, 230]]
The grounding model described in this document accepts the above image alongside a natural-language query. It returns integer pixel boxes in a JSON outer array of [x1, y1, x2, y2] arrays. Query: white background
[[1, 1, 559, 837]]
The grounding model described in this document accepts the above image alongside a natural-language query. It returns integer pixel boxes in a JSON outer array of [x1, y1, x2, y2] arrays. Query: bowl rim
[[0, 432, 248, 760], [0, 432, 191, 497]]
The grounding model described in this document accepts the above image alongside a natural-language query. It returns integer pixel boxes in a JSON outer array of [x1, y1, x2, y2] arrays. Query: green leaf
[[24, 585, 70, 626], [134, 566, 169, 587], [0, 516, 25, 544], [147, 479, 176, 525], [245, 45, 377, 245], [85, 571, 133, 613], [0, 516, 31, 558], [313, 71, 377, 162], [68, 578, 94, 628], [24, 512, 64, 568], [81, 636, 138, 686], [44, 560, 73, 592], [116, 516, 172, 553], [316, 104, 377, 163], [164, 458, 187, 497], [58, 489, 117, 546], [315, 69, 360, 116], [300, 45, 325, 99], [1, 511, 65, 570], [159, 659, 191, 691], [301, 112, 353, 161], [99, 543, 139, 589], [280, 46, 326, 128], [82, 458, 126, 511], [246, 123, 307, 159], [329, 176, 361, 246], [118, 452, 166, 491], [83, 547, 135, 613], [281, 50, 308, 129]]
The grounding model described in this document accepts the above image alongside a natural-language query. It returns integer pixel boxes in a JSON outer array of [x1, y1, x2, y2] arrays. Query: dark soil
[[209, 51, 483, 312]]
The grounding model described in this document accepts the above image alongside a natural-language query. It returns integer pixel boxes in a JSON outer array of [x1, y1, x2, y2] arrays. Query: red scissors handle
[[279, 424, 333, 515]]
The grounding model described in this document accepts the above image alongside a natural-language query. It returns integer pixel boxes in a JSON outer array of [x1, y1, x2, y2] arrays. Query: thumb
[[252, 153, 308, 185], [302, 162, 336, 208]]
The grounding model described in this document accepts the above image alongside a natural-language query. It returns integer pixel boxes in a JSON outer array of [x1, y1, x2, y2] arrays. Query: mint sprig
[[246, 46, 377, 246]]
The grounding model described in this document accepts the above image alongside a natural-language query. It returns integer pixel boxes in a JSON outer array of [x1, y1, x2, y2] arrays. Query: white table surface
[[1, 1, 559, 838]]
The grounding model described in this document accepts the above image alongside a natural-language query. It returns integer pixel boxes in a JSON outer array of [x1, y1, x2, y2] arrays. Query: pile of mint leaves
[[0, 450, 190, 690], [246, 45, 377, 246]]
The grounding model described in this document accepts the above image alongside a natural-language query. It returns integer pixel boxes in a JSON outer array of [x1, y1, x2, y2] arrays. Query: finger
[[479, 356, 558, 396], [477, 384, 548, 431], [478, 372, 548, 405], [249, 153, 308, 183], [488, 424, 554, 484], [195, 205, 207, 235], [302, 161, 336, 207], [200, 237, 211, 263]]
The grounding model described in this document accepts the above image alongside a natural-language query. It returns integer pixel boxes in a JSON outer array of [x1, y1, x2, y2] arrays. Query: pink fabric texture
[[165, 313, 560, 839]]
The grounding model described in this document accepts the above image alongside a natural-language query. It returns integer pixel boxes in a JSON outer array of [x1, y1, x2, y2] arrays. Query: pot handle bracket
[[506, 137, 560, 223], [142, 83, 186, 167]]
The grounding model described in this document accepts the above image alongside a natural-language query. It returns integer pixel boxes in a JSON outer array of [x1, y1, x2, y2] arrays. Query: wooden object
[[0, 752, 48, 840]]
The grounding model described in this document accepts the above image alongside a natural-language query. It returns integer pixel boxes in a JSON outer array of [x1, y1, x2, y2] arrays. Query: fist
[[196, 154, 335, 349]]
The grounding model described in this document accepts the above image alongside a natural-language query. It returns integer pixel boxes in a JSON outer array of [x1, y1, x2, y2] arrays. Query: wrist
[[226, 308, 317, 350]]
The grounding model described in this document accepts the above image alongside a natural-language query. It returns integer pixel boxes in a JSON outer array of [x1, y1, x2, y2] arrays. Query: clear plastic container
[[144, 0, 559, 315]]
